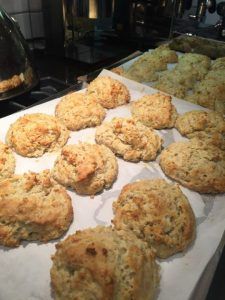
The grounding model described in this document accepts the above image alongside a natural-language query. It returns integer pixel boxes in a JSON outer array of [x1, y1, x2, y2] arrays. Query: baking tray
[[0, 69, 225, 300]]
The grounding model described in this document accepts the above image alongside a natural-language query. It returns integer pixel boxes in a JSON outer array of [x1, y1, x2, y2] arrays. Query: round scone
[[0, 170, 73, 247], [52, 143, 118, 195], [55, 92, 105, 131], [95, 117, 163, 162], [112, 179, 195, 259], [51, 226, 160, 300], [86, 76, 130, 109], [6, 113, 69, 157], [131, 93, 178, 129], [175, 110, 225, 150], [159, 139, 225, 193], [0, 141, 15, 181]]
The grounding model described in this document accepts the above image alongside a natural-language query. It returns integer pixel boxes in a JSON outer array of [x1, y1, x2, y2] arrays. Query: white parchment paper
[[0, 69, 224, 300]]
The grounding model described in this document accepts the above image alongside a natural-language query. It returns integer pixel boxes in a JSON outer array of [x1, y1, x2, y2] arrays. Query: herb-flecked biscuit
[[86, 76, 130, 109], [113, 179, 195, 258], [55, 92, 105, 131], [185, 80, 225, 114], [159, 139, 225, 193], [211, 57, 225, 70], [0, 141, 15, 181], [131, 93, 178, 129], [95, 117, 163, 162], [0, 170, 73, 247], [6, 113, 69, 157], [52, 143, 118, 195], [51, 226, 160, 300], [175, 110, 225, 149], [151, 44, 178, 63], [153, 80, 186, 99]]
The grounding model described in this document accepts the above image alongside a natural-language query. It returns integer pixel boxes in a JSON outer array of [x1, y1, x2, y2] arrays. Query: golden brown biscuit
[[110, 66, 125, 76], [52, 143, 118, 195], [0, 141, 15, 181], [0, 74, 23, 93], [6, 113, 69, 157], [131, 93, 178, 129], [175, 110, 225, 149], [55, 92, 105, 131], [95, 117, 163, 162], [113, 179, 195, 258], [86, 76, 130, 109], [51, 226, 160, 300], [159, 139, 225, 193], [0, 170, 73, 247]]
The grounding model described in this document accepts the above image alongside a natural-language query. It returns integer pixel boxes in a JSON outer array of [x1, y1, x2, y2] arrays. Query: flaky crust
[[52, 143, 118, 195], [55, 92, 105, 131], [51, 226, 160, 300], [0, 170, 73, 247], [175, 110, 225, 150], [95, 117, 163, 162], [113, 179, 196, 258], [86, 76, 130, 109], [159, 139, 225, 193], [0, 74, 23, 93], [0, 141, 15, 181], [131, 93, 178, 129], [6, 113, 69, 157]]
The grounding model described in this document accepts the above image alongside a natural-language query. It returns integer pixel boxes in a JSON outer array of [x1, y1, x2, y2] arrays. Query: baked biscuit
[[159, 139, 225, 193], [0, 170, 73, 247], [52, 143, 118, 195], [55, 92, 105, 131], [113, 179, 195, 258], [157, 69, 195, 89], [124, 64, 159, 82], [175, 110, 225, 149], [211, 57, 225, 70], [186, 80, 225, 114], [6, 113, 69, 157], [95, 117, 163, 162], [175, 53, 211, 80], [153, 81, 186, 99], [131, 93, 178, 129], [86, 76, 130, 109], [151, 44, 178, 63], [110, 66, 125, 76], [0, 141, 15, 181], [51, 226, 160, 300], [0, 74, 23, 93]]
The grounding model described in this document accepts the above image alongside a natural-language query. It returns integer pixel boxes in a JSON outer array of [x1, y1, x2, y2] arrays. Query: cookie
[[95, 117, 163, 162], [175, 110, 225, 149], [159, 139, 225, 193], [6, 113, 69, 157], [0, 170, 73, 247], [86, 76, 130, 109], [52, 143, 118, 195], [131, 93, 178, 129], [113, 179, 195, 258], [0, 141, 15, 181], [51, 226, 160, 300], [55, 92, 105, 131]]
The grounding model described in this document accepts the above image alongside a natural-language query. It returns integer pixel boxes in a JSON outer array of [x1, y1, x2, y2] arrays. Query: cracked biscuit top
[[51, 226, 160, 300], [95, 117, 163, 162], [113, 179, 195, 258], [6, 113, 69, 157]]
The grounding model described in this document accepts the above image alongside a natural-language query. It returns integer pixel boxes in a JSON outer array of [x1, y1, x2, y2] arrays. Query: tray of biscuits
[[111, 44, 225, 116], [0, 69, 225, 300]]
